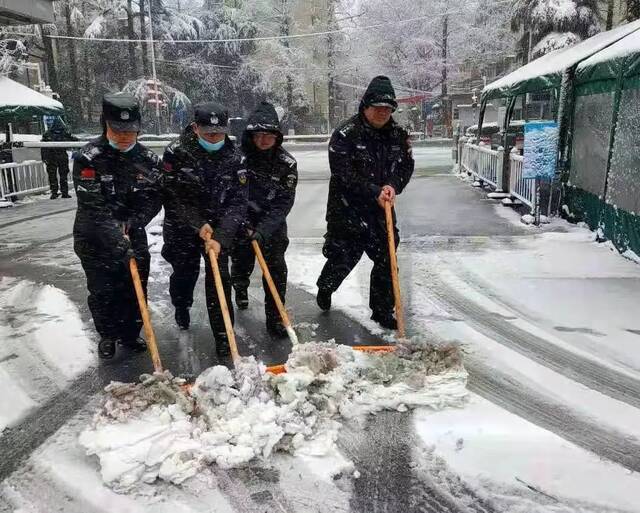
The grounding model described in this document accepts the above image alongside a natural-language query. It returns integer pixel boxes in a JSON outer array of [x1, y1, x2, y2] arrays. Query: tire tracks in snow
[[420, 273, 640, 472], [0, 206, 76, 231], [340, 412, 498, 513], [466, 357, 640, 472], [426, 273, 640, 410]]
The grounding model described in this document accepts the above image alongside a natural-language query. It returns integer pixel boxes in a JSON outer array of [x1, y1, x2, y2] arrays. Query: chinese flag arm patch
[[79, 167, 96, 180], [163, 161, 173, 172]]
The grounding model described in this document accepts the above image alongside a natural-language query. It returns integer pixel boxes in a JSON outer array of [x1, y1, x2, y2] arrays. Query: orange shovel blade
[[352, 345, 396, 353], [264, 345, 395, 375]]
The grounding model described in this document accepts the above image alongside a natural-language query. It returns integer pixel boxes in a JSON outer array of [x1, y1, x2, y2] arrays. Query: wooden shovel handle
[[204, 233, 241, 365], [129, 258, 163, 373], [384, 201, 405, 338], [252, 240, 299, 345]]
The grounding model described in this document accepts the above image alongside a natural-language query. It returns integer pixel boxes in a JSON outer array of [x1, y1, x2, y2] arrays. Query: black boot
[[98, 338, 117, 359], [215, 332, 231, 357], [266, 319, 288, 338], [235, 288, 248, 310], [61, 193, 71, 199], [371, 311, 398, 330], [316, 287, 332, 311], [50, 193, 59, 200], [175, 307, 190, 330], [119, 337, 147, 353]]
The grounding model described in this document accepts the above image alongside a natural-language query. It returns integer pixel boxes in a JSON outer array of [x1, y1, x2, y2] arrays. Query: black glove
[[121, 239, 135, 266], [247, 228, 264, 245]]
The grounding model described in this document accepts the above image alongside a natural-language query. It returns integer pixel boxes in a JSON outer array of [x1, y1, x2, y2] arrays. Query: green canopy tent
[[479, 21, 640, 157], [482, 21, 640, 103], [566, 29, 640, 256], [0, 75, 64, 125], [475, 21, 640, 224]]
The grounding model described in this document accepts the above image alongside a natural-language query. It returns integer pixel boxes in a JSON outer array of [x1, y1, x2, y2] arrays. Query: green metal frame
[[564, 47, 640, 254]]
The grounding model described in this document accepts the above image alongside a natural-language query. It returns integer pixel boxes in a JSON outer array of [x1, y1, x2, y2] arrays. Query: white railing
[[508, 152, 536, 211], [460, 142, 503, 189], [0, 160, 49, 200]]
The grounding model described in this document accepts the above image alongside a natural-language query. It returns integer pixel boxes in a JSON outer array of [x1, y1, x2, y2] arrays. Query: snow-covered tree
[[0, 38, 28, 76], [339, 0, 515, 95], [511, 0, 601, 59], [628, 0, 640, 21]]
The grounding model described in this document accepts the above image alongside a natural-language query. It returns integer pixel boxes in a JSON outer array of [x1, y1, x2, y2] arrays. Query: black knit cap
[[241, 101, 283, 153], [194, 102, 229, 133], [102, 93, 141, 132], [245, 101, 281, 134], [361, 75, 398, 111]]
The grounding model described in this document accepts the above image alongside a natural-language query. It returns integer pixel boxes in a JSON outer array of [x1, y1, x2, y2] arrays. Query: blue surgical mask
[[108, 140, 136, 153], [198, 136, 225, 152]]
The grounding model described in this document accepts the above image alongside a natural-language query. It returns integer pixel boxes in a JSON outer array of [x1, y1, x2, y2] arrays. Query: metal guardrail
[[0, 160, 49, 200], [508, 152, 536, 211], [460, 142, 503, 189]]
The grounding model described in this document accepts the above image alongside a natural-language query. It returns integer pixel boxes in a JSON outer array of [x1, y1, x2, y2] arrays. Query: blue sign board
[[523, 121, 559, 180]]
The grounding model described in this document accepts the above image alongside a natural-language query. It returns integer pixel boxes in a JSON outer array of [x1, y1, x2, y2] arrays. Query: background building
[[0, 0, 54, 25]]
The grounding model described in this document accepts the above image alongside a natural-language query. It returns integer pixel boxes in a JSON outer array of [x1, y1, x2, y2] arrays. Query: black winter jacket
[[162, 126, 248, 249], [326, 109, 414, 234], [72, 136, 162, 262], [241, 103, 297, 239], [41, 121, 77, 162]]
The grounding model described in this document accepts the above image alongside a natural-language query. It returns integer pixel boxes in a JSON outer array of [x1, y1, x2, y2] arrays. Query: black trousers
[[231, 233, 289, 323], [162, 221, 234, 340], [161, 227, 201, 310], [204, 249, 234, 339], [45, 158, 69, 196], [75, 229, 149, 342], [316, 225, 399, 316]]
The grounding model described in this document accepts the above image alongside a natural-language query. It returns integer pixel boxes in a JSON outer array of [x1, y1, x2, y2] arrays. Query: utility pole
[[126, 0, 138, 78], [280, 0, 294, 131], [147, 0, 161, 135], [139, 0, 150, 76], [64, 1, 80, 124], [606, 0, 615, 29], [39, 24, 59, 93], [327, 0, 338, 130], [441, 14, 450, 137]]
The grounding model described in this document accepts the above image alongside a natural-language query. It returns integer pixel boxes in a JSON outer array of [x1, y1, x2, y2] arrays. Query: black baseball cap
[[194, 102, 229, 133], [102, 93, 141, 132]]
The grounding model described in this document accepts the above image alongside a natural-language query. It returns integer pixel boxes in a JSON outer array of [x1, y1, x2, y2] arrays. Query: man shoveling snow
[[79, 340, 467, 492]]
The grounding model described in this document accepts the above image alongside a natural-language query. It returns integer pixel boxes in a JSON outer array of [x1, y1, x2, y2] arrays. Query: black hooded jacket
[[72, 136, 162, 263], [240, 102, 298, 239], [41, 119, 77, 162], [162, 125, 248, 249], [326, 77, 414, 235]]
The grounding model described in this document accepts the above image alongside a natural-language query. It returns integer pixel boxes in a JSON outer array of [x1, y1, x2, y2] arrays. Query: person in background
[[41, 118, 77, 199]]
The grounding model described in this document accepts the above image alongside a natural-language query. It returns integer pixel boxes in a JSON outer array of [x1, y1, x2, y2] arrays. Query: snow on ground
[[284, 218, 640, 510], [79, 341, 467, 491], [416, 396, 640, 512], [0, 277, 95, 431], [73, 210, 468, 492]]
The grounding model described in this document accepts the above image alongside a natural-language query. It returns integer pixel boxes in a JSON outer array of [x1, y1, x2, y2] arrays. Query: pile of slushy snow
[[80, 340, 467, 491]]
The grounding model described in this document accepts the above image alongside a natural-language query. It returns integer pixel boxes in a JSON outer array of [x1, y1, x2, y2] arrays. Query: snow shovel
[[384, 200, 406, 339], [203, 232, 242, 366], [265, 203, 403, 375], [129, 257, 163, 373], [251, 239, 299, 346]]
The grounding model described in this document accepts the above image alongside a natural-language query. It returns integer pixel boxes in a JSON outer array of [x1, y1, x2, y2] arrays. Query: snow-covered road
[[2, 145, 640, 512]]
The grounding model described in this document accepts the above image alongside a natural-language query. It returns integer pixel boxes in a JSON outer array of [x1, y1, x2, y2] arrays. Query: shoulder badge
[[237, 169, 247, 185], [286, 174, 297, 189]]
